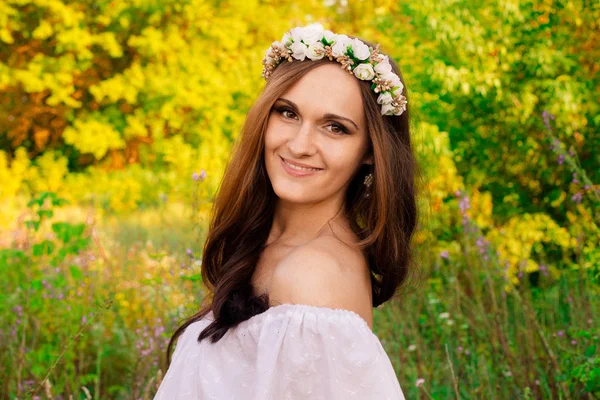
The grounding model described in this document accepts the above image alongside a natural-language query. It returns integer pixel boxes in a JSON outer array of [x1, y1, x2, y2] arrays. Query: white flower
[[377, 92, 393, 105], [290, 41, 308, 61], [331, 34, 351, 57], [408, 344, 417, 352], [382, 71, 402, 88], [392, 81, 405, 96], [438, 312, 450, 319], [323, 30, 335, 44], [351, 38, 371, 60], [374, 60, 392, 74], [375, 54, 389, 64], [306, 42, 325, 60], [381, 103, 396, 116], [292, 23, 324, 46], [290, 27, 304, 43], [280, 33, 291, 49], [265, 47, 274, 62], [353, 63, 375, 80], [266, 41, 282, 59]]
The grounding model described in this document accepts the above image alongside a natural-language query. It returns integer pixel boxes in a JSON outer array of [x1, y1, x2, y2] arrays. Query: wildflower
[[557, 330, 564, 337], [476, 236, 488, 254], [440, 250, 449, 259], [571, 339, 577, 345], [408, 344, 417, 352], [438, 312, 450, 319], [572, 172, 579, 184], [415, 378, 425, 387], [459, 195, 470, 213], [557, 154, 565, 165], [186, 248, 193, 257], [571, 192, 583, 204], [457, 346, 463, 352], [192, 172, 200, 181]]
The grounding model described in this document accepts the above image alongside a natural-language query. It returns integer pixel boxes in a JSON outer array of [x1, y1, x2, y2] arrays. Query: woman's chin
[[271, 184, 315, 203]]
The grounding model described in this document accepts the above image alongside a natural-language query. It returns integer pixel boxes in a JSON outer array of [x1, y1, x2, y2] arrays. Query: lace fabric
[[154, 303, 405, 400]]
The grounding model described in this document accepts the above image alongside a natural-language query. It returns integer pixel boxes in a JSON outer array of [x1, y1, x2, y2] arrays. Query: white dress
[[154, 303, 406, 399]]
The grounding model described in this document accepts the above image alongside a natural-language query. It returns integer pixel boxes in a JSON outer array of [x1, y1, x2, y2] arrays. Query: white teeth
[[283, 159, 321, 172]]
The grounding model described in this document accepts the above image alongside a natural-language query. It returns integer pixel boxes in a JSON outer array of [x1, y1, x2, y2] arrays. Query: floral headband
[[262, 23, 407, 116]]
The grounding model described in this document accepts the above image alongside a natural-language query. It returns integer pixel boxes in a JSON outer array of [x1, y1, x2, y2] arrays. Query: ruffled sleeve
[[154, 303, 405, 400]]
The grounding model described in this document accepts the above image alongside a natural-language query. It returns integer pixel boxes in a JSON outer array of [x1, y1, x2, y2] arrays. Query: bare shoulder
[[268, 235, 374, 329]]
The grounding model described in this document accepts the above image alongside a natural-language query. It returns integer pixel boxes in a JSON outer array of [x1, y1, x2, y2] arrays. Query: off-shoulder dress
[[154, 303, 405, 399]]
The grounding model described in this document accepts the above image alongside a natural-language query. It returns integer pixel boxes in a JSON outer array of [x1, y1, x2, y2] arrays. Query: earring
[[363, 173, 373, 187], [363, 173, 373, 197]]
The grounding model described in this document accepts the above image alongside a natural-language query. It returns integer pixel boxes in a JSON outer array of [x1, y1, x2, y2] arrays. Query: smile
[[279, 156, 323, 176]]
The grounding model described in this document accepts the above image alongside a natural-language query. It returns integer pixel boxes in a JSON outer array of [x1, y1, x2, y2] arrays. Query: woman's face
[[264, 63, 373, 205]]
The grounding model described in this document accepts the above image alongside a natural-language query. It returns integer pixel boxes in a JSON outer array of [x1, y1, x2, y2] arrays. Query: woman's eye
[[328, 123, 348, 135], [280, 109, 297, 119]]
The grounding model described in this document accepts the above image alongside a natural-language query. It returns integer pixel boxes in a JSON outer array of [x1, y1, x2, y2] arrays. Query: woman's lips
[[279, 156, 323, 177]]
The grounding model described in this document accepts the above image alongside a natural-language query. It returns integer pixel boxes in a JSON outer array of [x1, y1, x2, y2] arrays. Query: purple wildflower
[[572, 172, 579, 184], [571, 192, 582, 204], [459, 195, 470, 214], [557, 330, 564, 337], [192, 172, 200, 181], [542, 110, 552, 132], [440, 250, 449, 260], [557, 154, 565, 165]]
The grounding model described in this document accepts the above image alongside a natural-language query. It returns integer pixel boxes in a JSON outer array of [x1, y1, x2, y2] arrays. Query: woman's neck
[[268, 197, 348, 247]]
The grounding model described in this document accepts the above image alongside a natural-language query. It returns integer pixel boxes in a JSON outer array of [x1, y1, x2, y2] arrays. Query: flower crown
[[262, 24, 407, 116]]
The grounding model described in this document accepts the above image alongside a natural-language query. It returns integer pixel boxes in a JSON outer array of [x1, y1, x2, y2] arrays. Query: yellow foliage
[[0, 148, 31, 198], [487, 213, 572, 284], [63, 119, 125, 159]]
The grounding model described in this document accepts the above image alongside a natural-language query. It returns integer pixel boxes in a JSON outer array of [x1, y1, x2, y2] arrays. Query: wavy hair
[[164, 38, 422, 369]]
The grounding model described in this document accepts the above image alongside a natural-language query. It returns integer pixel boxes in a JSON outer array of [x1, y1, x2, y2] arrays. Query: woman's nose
[[287, 122, 317, 156]]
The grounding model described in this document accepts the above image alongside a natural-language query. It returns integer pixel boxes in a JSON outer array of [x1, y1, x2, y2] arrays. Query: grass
[[0, 189, 598, 399]]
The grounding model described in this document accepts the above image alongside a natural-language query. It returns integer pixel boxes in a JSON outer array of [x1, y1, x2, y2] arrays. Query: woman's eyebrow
[[277, 97, 360, 130]]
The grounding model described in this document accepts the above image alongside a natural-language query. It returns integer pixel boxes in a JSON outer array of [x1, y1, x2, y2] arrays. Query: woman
[[154, 23, 419, 399]]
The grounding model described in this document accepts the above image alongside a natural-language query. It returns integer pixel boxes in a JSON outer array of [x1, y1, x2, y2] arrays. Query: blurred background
[[0, 0, 598, 399]]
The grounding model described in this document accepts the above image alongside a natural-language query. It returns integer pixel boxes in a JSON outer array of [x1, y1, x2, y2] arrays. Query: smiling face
[[264, 62, 373, 205]]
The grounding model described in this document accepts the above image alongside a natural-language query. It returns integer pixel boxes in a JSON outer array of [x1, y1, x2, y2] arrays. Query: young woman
[[154, 23, 419, 399]]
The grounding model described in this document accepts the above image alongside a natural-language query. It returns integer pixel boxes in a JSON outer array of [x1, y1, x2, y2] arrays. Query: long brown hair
[[164, 38, 422, 368]]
